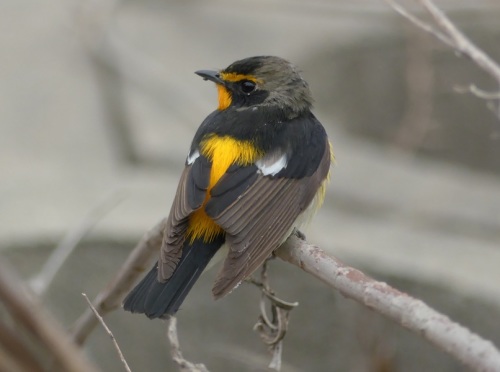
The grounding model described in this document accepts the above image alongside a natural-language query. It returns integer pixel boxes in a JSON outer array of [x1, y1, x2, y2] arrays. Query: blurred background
[[1, 0, 500, 371]]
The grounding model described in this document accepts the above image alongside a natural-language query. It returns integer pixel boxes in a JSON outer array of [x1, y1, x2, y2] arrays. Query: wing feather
[[157, 115, 330, 296], [208, 139, 331, 298], [211, 180, 303, 296], [158, 157, 211, 282]]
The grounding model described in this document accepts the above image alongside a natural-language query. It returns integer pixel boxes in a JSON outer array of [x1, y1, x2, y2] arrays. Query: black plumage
[[123, 235, 224, 318], [123, 56, 332, 319]]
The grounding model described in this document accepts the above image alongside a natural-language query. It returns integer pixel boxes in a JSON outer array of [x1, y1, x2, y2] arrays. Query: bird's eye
[[240, 80, 256, 94]]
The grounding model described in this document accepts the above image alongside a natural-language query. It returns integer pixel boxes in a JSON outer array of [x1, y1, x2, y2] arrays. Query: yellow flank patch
[[312, 141, 334, 213], [186, 135, 263, 243], [186, 208, 222, 243], [316, 179, 328, 210], [320, 141, 335, 205], [329, 140, 336, 164], [217, 85, 232, 111]]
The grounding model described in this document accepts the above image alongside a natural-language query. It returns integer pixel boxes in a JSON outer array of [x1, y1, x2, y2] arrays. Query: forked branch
[[385, 0, 500, 119]]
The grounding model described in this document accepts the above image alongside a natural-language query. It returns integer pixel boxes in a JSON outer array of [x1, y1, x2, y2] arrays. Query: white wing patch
[[187, 149, 200, 165], [256, 152, 288, 176]]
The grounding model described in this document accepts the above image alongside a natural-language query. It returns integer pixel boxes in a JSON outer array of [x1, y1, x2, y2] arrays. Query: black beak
[[195, 70, 224, 85]]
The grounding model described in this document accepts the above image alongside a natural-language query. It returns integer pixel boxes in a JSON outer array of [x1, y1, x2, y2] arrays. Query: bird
[[123, 56, 332, 319]]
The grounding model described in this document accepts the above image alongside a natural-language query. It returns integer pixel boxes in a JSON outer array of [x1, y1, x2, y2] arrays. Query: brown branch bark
[[0, 319, 45, 372], [0, 262, 99, 372]]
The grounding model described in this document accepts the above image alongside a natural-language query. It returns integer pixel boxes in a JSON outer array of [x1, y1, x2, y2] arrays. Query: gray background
[[1, 1, 500, 371]]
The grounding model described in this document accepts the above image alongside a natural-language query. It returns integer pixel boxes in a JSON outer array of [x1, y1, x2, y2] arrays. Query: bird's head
[[196, 56, 313, 118]]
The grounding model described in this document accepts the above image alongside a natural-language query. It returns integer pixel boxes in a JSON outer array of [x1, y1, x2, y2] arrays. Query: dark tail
[[123, 236, 224, 319]]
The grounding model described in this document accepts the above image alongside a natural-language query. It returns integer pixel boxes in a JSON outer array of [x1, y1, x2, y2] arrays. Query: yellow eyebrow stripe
[[215, 73, 262, 110], [219, 72, 261, 83]]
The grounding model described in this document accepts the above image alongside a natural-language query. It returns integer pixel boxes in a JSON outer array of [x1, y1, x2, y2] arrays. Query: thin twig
[[268, 341, 283, 371], [167, 317, 209, 372], [383, 0, 453, 47], [248, 260, 298, 371], [29, 190, 125, 296], [385, 0, 500, 120], [454, 84, 500, 100], [417, 0, 500, 80], [82, 293, 132, 372]]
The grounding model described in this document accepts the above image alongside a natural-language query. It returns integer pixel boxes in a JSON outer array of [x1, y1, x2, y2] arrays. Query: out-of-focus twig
[[384, 0, 500, 79], [29, 190, 125, 296], [0, 319, 44, 372], [0, 262, 99, 372], [384, 0, 500, 119], [395, 23, 435, 150], [75, 0, 196, 167], [417, 0, 500, 80], [454, 84, 500, 100], [82, 293, 132, 372], [167, 317, 209, 372], [71, 218, 167, 345], [384, 0, 453, 47]]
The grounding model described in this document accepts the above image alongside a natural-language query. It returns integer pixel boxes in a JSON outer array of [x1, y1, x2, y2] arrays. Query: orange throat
[[217, 85, 232, 111], [186, 135, 262, 243], [215, 73, 260, 111]]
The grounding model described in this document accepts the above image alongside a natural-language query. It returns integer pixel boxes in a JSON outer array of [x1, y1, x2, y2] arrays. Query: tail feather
[[123, 236, 224, 319]]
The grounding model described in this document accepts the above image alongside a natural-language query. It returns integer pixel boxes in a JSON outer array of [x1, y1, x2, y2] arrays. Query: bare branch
[[71, 218, 167, 345], [276, 234, 500, 372], [385, 0, 500, 120], [417, 0, 500, 81], [454, 84, 500, 100], [0, 262, 99, 372], [384, 0, 453, 47], [167, 317, 209, 372], [82, 293, 132, 372], [386, 0, 500, 82], [71, 215, 500, 371]]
